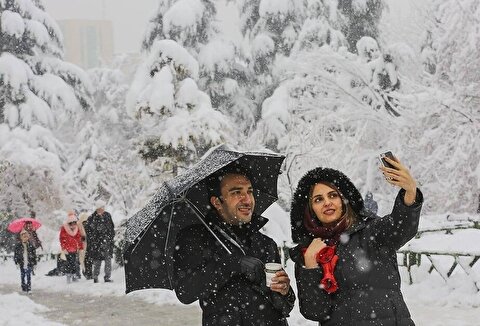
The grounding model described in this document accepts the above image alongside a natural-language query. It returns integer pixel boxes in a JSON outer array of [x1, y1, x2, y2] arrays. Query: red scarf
[[316, 246, 339, 293], [302, 206, 347, 294]]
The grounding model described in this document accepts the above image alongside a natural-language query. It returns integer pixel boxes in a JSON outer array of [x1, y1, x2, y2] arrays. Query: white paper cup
[[265, 262, 283, 287]]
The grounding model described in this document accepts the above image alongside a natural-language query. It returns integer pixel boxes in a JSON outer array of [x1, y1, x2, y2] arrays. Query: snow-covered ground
[[1, 243, 479, 326], [2, 212, 480, 325]]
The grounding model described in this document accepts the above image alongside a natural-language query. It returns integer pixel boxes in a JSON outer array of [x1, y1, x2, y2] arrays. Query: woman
[[289, 156, 423, 325], [59, 211, 84, 283]]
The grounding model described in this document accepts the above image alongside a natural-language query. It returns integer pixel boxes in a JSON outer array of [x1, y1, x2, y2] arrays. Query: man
[[173, 166, 295, 326], [85, 200, 115, 283]]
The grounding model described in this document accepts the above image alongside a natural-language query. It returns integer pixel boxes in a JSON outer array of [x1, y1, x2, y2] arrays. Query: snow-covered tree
[[254, 45, 480, 214], [251, 0, 480, 215], [88, 61, 129, 114], [142, 0, 252, 135], [142, 0, 217, 54], [423, 0, 480, 110], [126, 39, 233, 176], [0, 0, 93, 123], [142, 0, 174, 50], [337, 0, 385, 52], [0, 124, 64, 214], [233, 0, 308, 133], [0, 0, 93, 214], [249, 0, 305, 62], [408, 0, 480, 213], [291, 0, 346, 54], [196, 38, 255, 133], [254, 47, 398, 153], [63, 121, 101, 208], [61, 55, 151, 214]]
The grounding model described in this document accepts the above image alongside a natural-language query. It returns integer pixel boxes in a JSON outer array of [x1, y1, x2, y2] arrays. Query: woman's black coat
[[173, 213, 295, 326], [290, 189, 423, 326]]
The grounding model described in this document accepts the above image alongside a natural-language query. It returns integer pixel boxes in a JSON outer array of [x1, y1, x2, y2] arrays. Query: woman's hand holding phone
[[379, 152, 417, 206]]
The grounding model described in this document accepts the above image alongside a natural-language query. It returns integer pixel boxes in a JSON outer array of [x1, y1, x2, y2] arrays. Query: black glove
[[239, 256, 265, 286]]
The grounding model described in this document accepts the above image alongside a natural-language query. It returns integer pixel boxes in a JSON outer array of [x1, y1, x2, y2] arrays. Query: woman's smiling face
[[310, 183, 343, 225]]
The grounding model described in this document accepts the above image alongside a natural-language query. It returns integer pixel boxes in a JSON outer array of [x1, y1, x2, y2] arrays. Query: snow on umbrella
[[7, 217, 42, 233], [123, 144, 285, 294]]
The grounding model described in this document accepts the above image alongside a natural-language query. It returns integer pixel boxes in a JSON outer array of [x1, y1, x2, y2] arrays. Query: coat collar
[[290, 212, 377, 264], [205, 210, 268, 234]]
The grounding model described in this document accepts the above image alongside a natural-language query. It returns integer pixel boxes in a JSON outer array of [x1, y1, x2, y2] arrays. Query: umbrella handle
[[185, 199, 232, 255]]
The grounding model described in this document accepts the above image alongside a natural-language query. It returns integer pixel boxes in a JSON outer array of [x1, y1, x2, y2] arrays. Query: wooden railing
[[398, 249, 480, 291], [398, 217, 480, 291]]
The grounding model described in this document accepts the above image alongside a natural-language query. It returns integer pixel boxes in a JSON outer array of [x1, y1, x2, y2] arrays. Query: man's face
[[211, 173, 255, 225], [96, 207, 105, 215]]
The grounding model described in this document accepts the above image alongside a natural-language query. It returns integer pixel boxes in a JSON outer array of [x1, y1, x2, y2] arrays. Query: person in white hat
[[85, 200, 115, 283]]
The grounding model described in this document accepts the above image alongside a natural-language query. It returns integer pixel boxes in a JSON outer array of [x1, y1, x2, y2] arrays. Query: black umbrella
[[124, 144, 285, 294]]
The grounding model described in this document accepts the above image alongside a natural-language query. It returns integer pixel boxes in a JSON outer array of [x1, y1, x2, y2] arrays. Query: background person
[[289, 155, 423, 325], [24, 211, 43, 251], [77, 211, 89, 278], [363, 191, 378, 214], [85, 200, 115, 283], [14, 229, 37, 293], [173, 166, 295, 326], [59, 211, 84, 283]]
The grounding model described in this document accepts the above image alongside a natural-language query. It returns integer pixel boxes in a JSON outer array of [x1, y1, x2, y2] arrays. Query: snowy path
[[2, 261, 479, 326], [0, 283, 201, 325]]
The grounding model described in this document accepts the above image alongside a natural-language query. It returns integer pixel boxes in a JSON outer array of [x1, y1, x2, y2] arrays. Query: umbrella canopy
[[124, 144, 285, 294], [7, 217, 42, 233]]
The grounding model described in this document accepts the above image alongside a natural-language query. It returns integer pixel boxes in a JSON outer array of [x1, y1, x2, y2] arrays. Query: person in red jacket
[[59, 211, 84, 283]]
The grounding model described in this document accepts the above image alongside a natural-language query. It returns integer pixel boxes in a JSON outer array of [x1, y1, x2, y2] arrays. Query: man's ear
[[210, 196, 222, 210]]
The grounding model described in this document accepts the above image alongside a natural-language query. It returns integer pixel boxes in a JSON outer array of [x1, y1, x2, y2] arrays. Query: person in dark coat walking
[[85, 200, 115, 283], [173, 166, 295, 326], [363, 191, 378, 215], [14, 229, 37, 293], [25, 211, 43, 250], [77, 211, 89, 278], [289, 155, 423, 326]]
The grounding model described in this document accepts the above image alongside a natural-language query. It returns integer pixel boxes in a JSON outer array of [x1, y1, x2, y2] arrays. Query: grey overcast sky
[[43, 0, 159, 54], [43, 0, 239, 55], [42, 0, 415, 56]]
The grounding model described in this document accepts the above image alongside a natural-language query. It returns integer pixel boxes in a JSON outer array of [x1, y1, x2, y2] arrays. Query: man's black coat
[[173, 213, 295, 326]]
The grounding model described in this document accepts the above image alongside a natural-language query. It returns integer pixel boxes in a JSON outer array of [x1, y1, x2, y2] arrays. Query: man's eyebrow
[[227, 185, 253, 192]]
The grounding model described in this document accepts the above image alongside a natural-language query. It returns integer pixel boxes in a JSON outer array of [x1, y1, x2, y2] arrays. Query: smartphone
[[379, 151, 396, 169]]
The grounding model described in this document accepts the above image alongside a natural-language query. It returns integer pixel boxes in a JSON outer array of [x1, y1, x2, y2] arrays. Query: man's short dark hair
[[205, 163, 252, 200]]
